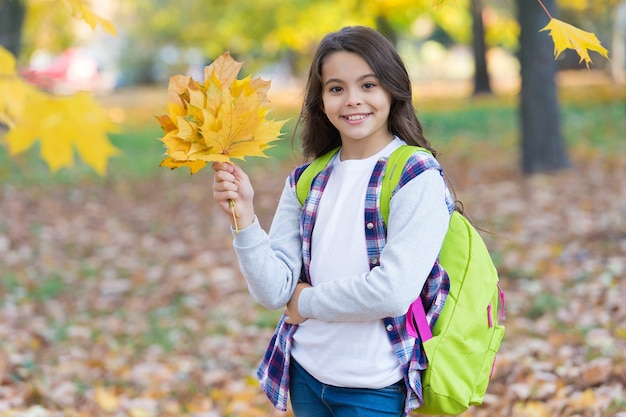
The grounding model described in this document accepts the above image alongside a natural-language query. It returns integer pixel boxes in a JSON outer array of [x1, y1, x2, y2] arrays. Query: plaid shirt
[[257, 151, 453, 414]]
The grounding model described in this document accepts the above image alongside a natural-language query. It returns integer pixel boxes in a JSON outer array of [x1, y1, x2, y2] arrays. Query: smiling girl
[[212, 26, 455, 417]]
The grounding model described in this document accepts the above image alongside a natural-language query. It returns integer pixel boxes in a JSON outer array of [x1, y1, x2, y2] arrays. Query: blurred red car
[[21, 48, 101, 94]]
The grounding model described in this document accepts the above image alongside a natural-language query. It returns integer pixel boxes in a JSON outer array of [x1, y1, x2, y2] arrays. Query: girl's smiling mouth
[[343, 114, 370, 122]]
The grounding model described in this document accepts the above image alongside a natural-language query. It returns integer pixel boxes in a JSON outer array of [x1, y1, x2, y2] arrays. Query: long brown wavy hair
[[295, 25, 437, 160]]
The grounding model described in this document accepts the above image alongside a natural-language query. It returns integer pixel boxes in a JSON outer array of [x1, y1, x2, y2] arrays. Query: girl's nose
[[345, 89, 362, 106]]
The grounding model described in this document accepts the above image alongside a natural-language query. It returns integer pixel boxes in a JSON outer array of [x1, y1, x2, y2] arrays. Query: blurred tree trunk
[[610, 2, 626, 84], [0, 0, 26, 56], [471, 0, 492, 95], [516, 0, 570, 175]]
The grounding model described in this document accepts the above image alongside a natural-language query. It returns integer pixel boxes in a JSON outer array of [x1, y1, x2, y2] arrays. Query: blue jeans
[[289, 359, 407, 417]]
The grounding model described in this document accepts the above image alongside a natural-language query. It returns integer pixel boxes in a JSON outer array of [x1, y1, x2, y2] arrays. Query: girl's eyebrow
[[323, 73, 377, 86]]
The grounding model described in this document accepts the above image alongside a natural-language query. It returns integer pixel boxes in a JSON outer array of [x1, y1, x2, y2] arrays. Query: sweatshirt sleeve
[[297, 168, 450, 321], [231, 177, 303, 311]]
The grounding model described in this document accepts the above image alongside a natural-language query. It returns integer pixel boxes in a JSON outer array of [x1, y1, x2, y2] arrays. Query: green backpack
[[296, 145, 505, 416]]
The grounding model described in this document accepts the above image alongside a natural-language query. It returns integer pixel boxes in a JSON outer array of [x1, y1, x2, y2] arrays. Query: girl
[[212, 26, 455, 417]]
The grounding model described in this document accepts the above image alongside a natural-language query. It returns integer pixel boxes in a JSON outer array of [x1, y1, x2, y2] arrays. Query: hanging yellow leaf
[[157, 51, 288, 174], [4, 91, 120, 176], [61, 0, 117, 35], [0, 46, 32, 129], [540, 18, 609, 68], [0, 44, 15, 74], [0, 0, 119, 178]]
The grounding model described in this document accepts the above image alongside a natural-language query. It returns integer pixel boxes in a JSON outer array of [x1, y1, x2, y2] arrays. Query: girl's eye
[[329, 86, 343, 93], [363, 82, 376, 89]]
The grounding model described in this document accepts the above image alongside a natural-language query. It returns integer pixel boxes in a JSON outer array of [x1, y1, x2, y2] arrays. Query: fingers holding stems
[[212, 162, 255, 232]]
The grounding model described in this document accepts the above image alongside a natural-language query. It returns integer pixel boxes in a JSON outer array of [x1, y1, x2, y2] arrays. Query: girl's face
[[320, 51, 393, 158]]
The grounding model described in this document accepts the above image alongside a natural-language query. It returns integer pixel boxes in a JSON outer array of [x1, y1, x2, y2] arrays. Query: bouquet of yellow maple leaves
[[156, 52, 287, 230], [156, 51, 287, 174]]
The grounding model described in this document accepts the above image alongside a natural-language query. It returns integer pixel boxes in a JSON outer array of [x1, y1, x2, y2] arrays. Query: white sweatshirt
[[231, 140, 450, 388]]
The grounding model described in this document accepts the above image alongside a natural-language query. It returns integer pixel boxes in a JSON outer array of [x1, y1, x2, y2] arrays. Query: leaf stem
[[229, 199, 239, 233], [536, 0, 553, 19]]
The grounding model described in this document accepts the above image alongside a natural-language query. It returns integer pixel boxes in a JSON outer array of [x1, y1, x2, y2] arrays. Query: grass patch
[[422, 104, 517, 144], [1, 272, 19, 295], [526, 292, 563, 320], [108, 125, 166, 179], [561, 101, 626, 151], [419, 94, 625, 153], [608, 399, 626, 414], [0, 142, 102, 185], [254, 308, 283, 329], [30, 273, 66, 301]]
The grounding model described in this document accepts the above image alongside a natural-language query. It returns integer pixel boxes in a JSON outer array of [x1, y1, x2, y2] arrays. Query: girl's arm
[[212, 163, 304, 310], [294, 169, 450, 322]]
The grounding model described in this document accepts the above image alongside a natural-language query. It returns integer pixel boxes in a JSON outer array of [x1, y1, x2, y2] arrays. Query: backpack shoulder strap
[[296, 147, 341, 205], [381, 144, 434, 341], [380, 145, 431, 224]]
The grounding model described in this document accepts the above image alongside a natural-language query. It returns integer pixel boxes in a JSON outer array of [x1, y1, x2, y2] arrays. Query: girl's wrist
[[234, 212, 255, 230]]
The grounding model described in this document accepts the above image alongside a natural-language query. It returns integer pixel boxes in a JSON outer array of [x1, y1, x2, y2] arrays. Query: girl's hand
[[285, 282, 312, 325], [211, 162, 255, 230]]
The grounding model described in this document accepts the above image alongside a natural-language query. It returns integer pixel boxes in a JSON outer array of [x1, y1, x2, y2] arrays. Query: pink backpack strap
[[406, 299, 433, 341]]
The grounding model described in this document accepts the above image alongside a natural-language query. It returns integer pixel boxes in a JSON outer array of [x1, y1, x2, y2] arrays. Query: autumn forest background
[[1, 0, 625, 416]]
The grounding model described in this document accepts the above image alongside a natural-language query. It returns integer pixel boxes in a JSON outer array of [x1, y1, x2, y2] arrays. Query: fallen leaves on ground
[[0, 143, 625, 416]]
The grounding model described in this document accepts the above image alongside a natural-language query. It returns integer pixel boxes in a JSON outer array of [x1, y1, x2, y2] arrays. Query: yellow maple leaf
[[93, 386, 120, 412], [0, 44, 15, 75], [157, 51, 288, 174], [159, 157, 207, 174], [0, 46, 33, 129], [204, 53, 243, 91], [540, 18, 609, 68], [61, 0, 117, 35], [513, 401, 551, 417], [128, 408, 154, 417], [1, 3, 119, 178], [4, 92, 119, 176], [567, 388, 598, 409]]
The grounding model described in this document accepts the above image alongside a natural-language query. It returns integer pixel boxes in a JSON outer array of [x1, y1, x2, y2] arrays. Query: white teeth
[[346, 114, 366, 121]]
